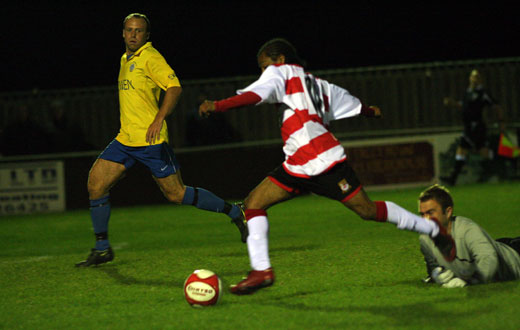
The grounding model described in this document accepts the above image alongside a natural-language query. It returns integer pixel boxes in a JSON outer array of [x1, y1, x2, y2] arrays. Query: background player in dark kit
[[442, 69, 505, 185]]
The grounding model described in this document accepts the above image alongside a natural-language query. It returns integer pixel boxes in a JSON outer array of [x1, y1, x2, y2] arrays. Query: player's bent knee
[[243, 197, 254, 210], [357, 211, 374, 221], [244, 198, 262, 210], [163, 191, 184, 204], [155, 175, 186, 204], [162, 186, 186, 204], [244, 192, 270, 210], [351, 207, 373, 220], [87, 179, 107, 200], [342, 190, 378, 221]]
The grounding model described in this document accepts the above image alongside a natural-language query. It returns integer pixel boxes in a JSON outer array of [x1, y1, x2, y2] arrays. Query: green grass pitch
[[1, 182, 520, 329]]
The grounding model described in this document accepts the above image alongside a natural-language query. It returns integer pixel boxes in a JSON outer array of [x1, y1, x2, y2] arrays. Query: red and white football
[[184, 269, 222, 307]]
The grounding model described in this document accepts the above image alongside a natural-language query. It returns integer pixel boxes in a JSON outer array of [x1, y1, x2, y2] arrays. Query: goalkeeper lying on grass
[[418, 184, 520, 288]]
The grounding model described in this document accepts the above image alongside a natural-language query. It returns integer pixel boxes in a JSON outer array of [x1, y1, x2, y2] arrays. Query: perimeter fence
[[1, 57, 519, 154]]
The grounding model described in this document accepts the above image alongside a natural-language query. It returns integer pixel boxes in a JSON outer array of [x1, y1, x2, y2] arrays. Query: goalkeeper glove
[[431, 266, 454, 284], [442, 277, 467, 288]]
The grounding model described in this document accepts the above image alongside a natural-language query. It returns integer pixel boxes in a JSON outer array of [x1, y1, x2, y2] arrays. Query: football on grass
[[184, 269, 222, 307]]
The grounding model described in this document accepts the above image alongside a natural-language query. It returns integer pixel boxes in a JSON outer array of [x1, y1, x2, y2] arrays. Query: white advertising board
[[0, 161, 66, 215]]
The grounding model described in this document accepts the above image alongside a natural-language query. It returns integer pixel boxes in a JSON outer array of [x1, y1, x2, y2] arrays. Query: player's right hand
[[199, 100, 216, 118], [431, 266, 454, 284]]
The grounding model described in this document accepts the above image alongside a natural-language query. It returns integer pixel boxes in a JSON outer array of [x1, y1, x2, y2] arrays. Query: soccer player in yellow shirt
[[76, 13, 246, 267]]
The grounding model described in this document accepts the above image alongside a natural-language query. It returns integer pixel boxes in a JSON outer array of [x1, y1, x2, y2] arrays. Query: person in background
[[441, 69, 505, 185], [47, 99, 93, 152], [0, 103, 51, 156]]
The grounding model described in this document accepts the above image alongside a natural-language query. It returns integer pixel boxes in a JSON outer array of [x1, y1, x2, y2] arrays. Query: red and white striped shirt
[[216, 64, 362, 177]]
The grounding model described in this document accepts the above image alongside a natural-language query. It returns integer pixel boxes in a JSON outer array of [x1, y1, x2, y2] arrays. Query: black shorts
[[460, 121, 487, 150], [268, 161, 362, 202]]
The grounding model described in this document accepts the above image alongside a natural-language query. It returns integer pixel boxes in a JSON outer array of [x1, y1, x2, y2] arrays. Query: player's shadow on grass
[[259, 294, 497, 328], [270, 244, 321, 254], [254, 279, 515, 327], [396, 278, 519, 295], [98, 266, 184, 288], [466, 279, 519, 297]]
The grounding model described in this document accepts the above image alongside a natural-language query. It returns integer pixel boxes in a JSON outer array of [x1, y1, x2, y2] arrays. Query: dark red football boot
[[230, 268, 275, 295]]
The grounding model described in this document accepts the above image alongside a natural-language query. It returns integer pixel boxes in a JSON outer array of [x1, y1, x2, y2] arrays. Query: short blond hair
[[123, 13, 151, 33]]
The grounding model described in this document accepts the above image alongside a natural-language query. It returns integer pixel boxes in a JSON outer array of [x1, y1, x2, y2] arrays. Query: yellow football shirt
[[116, 42, 181, 146]]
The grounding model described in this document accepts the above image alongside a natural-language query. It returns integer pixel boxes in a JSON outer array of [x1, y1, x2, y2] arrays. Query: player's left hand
[[199, 100, 216, 118], [146, 119, 163, 144], [442, 277, 467, 288], [370, 106, 382, 118]]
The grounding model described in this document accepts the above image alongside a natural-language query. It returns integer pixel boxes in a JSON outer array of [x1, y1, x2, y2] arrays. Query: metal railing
[[1, 57, 519, 154]]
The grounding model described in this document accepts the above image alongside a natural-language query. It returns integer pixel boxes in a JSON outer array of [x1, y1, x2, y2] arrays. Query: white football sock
[[385, 201, 439, 236], [247, 215, 271, 271]]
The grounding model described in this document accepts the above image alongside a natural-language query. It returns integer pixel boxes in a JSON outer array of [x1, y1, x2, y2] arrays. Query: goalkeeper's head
[[418, 184, 454, 226], [419, 184, 453, 212]]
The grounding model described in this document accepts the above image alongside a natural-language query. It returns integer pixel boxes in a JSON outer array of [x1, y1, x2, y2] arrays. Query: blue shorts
[[99, 139, 180, 178]]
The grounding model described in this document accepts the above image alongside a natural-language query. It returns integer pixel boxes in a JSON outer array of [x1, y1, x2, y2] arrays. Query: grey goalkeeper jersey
[[420, 216, 520, 284]]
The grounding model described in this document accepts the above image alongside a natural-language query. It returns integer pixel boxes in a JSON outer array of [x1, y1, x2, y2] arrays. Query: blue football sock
[[95, 233, 110, 251], [227, 204, 241, 219], [182, 186, 239, 219], [182, 186, 196, 205], [90, 195, 111, 250]]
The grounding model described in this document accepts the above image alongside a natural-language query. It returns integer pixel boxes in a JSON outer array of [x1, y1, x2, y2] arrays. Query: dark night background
[[1, 2, 518, 93]]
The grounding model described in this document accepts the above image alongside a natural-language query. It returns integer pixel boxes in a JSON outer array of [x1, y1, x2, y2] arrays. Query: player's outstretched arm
[[199, 92, 263, 118]]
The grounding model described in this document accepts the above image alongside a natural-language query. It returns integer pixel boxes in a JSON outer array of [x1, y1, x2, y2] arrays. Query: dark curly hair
[[257, 38, 306, 67]]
